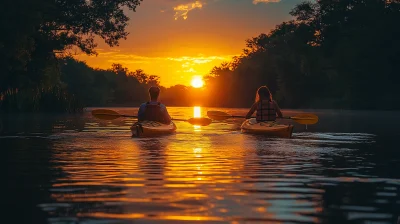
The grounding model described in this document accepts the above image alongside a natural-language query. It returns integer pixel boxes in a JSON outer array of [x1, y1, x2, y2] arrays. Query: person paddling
[[245, 86, 283, 122], [138, 86, 172, 124]]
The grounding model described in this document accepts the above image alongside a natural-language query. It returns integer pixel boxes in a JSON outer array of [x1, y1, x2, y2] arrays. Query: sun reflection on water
[[193, 106, 201, 131], [40, 107, 355, 223]]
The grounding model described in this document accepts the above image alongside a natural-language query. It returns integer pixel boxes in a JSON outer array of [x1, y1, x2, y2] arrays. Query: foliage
[[1, 0, 399, 111], [206, 0, 400, 109], [58, 57, 206, 107], [59, 57, 148, 106], [0, 0, 142, 93], [0, 87, 83, 113], [0, 0, 142, 112]]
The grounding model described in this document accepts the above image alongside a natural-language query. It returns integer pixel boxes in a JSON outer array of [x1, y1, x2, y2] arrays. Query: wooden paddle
[[92, 109, 212, 126], [207, 110, 318, 125]]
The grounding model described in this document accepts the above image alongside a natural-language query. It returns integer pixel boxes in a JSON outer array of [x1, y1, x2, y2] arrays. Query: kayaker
[[138, 86, 172, 124], [245, 86, 283, 122]]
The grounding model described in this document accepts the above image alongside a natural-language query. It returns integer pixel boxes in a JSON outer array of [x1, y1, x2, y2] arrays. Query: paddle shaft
[[227, 115, 296, 120], [207, 110, 318, 125], [94, 113, 187, 122]]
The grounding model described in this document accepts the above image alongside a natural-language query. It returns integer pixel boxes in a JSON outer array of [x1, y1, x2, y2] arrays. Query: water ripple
[[3, 108, 400, 223]]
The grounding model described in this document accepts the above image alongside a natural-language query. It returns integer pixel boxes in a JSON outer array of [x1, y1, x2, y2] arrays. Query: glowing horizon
[[75, 50, 236, 87], [73, 0, 301, 87]]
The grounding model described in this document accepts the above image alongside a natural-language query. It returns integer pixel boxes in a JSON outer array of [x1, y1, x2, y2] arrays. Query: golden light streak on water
[[193, 106, 201, 131], [23, 107, 385, 223]]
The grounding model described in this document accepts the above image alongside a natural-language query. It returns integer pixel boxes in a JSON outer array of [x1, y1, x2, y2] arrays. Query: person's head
[[148, 86, 160, 101], [255, 86, 272, 102]]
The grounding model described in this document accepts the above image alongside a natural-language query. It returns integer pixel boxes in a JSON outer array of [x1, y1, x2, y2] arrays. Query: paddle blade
[[290, 113, 319, 125], [207, 111, 232, 121], [187, 117, 212, 126], [91, 109, 122, 120]]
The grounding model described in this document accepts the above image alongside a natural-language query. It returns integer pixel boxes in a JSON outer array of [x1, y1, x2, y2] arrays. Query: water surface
[[3, 107, 400, 223]]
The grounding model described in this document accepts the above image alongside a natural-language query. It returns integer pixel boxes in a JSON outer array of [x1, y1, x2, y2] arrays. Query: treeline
[[60, 57, 149, 106], [2, 0, 400, 112], [0, 0, 142, 112], [205, 0, 400, 109], [58, 57, 206, 107], [0, 53, 207, 112], [0, 0, 207, 112]]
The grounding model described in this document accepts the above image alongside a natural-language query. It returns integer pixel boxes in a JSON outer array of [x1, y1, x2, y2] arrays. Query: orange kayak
[[241, 118, 294, 138], [130, 121, 177, 137]]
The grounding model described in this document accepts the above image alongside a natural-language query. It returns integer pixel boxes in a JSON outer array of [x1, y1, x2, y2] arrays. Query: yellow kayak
[[130, 121, 177, 137], [241, 118, 294, 138]]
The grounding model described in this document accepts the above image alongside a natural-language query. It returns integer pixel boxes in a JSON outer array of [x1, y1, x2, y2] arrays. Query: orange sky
[[75, 0, 303, 87]]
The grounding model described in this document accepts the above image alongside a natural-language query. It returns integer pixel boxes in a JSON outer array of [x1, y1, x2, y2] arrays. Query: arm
[[161, 105, 172, 123], [137, 104, 146, 121], [273, 100, 283, 118], [245, 103, 258, 119]]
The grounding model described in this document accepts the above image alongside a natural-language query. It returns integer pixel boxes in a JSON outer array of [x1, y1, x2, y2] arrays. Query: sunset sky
[[75, 0, 304, 87]]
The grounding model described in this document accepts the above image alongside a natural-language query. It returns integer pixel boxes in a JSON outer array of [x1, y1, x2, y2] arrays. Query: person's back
[[256, 99, 276, 122], [246, 86, 283, 122], [138, 87, 171, 124]]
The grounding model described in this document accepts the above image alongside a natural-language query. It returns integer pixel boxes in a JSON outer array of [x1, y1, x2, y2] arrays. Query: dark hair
[[255, 86, 272, 102], [149, 86, 160, 100]]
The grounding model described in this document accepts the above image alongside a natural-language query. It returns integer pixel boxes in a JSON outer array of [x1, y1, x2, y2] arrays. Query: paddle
[[207, 110, 318, 125], [92, 109, 212, 126]]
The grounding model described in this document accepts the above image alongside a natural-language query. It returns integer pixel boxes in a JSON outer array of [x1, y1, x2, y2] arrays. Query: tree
[[205, 0, 400, 109], [291, 0, 400, 108], [147, 75, 160, 87], [0, 0, 143, 92]]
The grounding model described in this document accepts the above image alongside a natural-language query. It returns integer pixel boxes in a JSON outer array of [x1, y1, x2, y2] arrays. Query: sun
[[191, 76, 204, 88]]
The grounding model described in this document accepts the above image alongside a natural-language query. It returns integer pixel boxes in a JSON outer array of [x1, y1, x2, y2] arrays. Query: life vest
[[143, 102, 165, 123], [256, 100, 276, 122]]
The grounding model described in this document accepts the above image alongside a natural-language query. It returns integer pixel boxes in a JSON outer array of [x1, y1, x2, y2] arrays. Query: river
[[2, 107, 400, 223]]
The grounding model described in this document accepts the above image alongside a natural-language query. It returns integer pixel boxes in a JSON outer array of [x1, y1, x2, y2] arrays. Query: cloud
[[193, 59, 212, 64], [106, 59, 151, 64], [253, 0, 281, 4], [75, 50, 236, 71], [166, 55, 227, 62], [182, 62, 191, 68], [173, 1, 203, 20], [183, 68, 196, 73]]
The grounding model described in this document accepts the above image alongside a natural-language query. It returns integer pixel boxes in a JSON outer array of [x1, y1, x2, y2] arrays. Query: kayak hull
[[130, 121, 177, 137], [241, 118, 294, 138]]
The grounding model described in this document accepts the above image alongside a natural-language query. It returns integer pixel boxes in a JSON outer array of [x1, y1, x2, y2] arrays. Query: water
[[2, 107, 400, 224]]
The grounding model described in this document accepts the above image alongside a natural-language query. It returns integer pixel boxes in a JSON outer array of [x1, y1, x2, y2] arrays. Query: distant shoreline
[[84, 106, 400, 112]]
